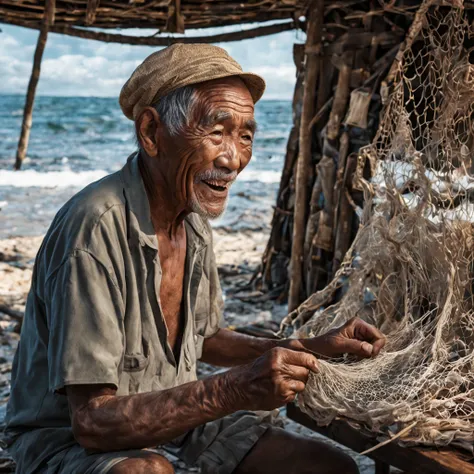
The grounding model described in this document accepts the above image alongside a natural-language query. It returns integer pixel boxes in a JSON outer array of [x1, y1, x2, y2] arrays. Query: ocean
[[0, 95, 291, 239]]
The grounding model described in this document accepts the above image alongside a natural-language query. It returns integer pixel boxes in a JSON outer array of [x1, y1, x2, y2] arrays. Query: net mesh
[[282, 0, 474, 452]]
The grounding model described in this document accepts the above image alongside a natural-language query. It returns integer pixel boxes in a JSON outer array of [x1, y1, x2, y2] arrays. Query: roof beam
[[5, 19, 299, 44], [85, 0, 100, 26]]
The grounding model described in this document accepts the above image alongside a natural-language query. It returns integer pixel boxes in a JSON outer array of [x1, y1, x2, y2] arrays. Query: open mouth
[[202, 180, 229, 192]]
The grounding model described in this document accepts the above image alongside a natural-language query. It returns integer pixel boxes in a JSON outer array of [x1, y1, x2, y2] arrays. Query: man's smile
[[201, 179, 232, 193]]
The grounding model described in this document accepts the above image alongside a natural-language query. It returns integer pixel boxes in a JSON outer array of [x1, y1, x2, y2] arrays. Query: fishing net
[[280, 0, 474, 452]]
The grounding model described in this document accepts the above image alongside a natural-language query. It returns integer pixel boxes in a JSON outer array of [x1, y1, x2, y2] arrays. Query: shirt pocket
[[118, 339, 151, 395]]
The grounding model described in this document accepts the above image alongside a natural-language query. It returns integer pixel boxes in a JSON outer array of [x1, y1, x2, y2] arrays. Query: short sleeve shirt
[[4, 153, 224, 473]]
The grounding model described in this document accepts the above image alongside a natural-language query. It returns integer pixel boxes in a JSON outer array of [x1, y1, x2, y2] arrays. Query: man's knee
[[236, 426, 359, 474], [298, 437, 359, 474], [330, 451, 359, 474], [108, 453, 175, 474]]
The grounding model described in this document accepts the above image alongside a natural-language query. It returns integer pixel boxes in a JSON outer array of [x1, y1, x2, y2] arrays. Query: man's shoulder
[[39, 170, 127, 272], [57, 170, 125, 232]]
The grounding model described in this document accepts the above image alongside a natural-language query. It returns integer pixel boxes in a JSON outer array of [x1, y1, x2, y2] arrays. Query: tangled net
[[281, 0, 474, 452]]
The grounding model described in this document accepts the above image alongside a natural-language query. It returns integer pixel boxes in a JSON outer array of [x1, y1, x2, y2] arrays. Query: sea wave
[[0, 170, 108, 188], [238, 169, 281, 184], [0, 168, 281, 188]]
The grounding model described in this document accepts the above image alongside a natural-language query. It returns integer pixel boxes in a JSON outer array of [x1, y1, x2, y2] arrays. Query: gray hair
[[136, 84, 196, 148]]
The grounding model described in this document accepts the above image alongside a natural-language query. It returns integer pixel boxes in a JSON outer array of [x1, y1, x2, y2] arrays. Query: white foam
[[0, 167, 281, 189], [238, 168, 281, 184], [0, 169, 108, 188]]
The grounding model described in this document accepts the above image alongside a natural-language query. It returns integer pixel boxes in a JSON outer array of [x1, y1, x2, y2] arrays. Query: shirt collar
[[120, 152, 210, 251]]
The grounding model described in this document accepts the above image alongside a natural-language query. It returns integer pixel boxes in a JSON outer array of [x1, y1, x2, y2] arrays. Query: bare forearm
[[71, 372, 237, 451], [201, 328, 308, 366]]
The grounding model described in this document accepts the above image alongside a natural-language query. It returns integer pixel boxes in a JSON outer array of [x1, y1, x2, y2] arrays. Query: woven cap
[[119, 43, 266, 121]]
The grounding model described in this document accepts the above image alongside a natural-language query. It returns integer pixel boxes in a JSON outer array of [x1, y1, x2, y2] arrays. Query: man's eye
[[242, 134, 253, 142], [211, 130, 223, 137]]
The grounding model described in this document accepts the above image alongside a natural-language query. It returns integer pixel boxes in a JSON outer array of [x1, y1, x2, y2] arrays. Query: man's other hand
[[301, 317, 386, 359], [227, 347, 319, 411]]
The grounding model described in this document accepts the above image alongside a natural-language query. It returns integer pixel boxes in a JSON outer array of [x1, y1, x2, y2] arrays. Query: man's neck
[[138, 151, 189, 239]]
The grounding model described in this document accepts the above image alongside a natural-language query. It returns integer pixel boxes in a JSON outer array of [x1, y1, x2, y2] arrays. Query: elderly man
[[5, 44, 385, 474]]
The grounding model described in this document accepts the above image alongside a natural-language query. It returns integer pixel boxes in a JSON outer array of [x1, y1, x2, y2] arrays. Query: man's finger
[[281, 349, 319, 373], [372, 336, 386, 356], [353, 319, 386, 355], [287, 380, 306, 393], [284, 365, 310, 383], [340, 338, 374, 358]]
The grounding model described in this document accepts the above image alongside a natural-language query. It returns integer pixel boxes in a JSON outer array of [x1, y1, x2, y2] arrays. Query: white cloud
[[0, 24, 303, 99]]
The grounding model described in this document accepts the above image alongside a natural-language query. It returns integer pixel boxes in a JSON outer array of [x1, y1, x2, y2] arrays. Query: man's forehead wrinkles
[[204, 98, 254, 112], [200, 106, 255, 128]]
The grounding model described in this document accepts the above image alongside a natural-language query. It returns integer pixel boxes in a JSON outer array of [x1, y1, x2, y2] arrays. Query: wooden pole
[[166, 0, 185, 33], [288, 0, 323, 312], [6, 19, 299, 46], [85, 0, 100, 25], [14, 0, 55, 170]]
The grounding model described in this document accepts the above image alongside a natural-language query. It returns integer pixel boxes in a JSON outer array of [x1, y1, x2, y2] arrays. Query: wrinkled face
[[161, 77, 256, 219]]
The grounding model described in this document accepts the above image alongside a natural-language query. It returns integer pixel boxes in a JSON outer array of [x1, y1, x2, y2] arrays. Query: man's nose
[[214, 141, 240, 172]]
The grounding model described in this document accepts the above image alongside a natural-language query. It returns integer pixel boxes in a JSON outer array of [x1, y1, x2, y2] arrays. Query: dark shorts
[[44, 411, 276, 474]]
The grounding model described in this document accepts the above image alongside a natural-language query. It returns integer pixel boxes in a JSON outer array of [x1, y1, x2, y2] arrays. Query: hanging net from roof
[[281, 0, 474, 452]]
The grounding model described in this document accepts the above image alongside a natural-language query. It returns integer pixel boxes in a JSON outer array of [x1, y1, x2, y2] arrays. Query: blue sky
[[0, 22, 305, 99]]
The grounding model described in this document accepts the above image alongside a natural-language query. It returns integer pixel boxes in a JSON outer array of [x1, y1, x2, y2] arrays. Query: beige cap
[[119, 43, 266, 121]]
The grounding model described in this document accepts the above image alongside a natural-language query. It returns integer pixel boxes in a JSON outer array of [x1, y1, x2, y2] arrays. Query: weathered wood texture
[[14, 0, 56, 171], [287, 404, 474, 474], [0, 0, 305, 30], [166, 0, 184, 33], [259, 0, 412, 306], [288, 0, 324, 312], [10, 19, 300, 45], [85, 0, 99, 25]]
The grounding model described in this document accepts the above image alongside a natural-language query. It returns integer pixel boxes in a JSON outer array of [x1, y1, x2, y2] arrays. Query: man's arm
[[201, 317, 386, 367], [67, 348, 319, 452]]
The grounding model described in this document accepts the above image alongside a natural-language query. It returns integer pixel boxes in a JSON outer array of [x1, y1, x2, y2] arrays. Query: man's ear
[[136, 107, 161, 157]]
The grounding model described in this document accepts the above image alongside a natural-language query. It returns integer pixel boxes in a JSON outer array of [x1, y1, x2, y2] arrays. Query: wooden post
[[14, 0, 55, 170], [85, 0, 100, 25], [166, 0, 185, 33], [288, 0, 323, 312]]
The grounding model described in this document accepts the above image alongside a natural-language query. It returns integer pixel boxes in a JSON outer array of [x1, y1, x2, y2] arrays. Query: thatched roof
[[0, 0, 308, 33]]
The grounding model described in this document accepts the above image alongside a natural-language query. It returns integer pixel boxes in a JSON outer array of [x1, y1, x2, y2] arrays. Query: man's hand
[[300, 317, 386, 359], [226, 347, 319, 411]]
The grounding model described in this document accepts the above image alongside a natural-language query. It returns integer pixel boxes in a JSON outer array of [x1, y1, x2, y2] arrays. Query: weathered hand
[[301, 317, 386, 358], [227, 347, 319, 411]]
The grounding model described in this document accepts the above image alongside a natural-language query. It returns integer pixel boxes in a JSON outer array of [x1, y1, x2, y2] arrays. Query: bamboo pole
[[288, 0, 324, 312], [14, 0, 56, 170]]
